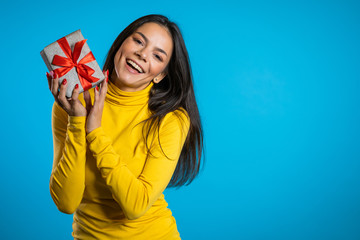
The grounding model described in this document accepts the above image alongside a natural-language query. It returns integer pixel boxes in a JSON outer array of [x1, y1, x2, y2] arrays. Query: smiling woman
[[112, 22, 173, 91], [47, 14, 204, 239]]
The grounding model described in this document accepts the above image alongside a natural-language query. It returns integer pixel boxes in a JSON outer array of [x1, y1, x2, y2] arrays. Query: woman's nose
[[136, 49, 148, 62]]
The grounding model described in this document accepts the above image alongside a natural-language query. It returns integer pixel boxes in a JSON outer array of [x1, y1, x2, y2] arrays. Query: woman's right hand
[[46, 71, 87, 117]]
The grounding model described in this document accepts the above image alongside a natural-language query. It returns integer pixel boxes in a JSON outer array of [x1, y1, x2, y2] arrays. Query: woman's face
[[112, 22, 174, 91]]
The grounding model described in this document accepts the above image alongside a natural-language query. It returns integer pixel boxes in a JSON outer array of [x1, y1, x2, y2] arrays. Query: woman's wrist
[[68, 116, 87, 131], [86, 126, 103, 141]]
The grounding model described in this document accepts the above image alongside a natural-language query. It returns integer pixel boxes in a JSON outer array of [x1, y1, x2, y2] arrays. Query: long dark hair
[[103, 14, 204, 188]]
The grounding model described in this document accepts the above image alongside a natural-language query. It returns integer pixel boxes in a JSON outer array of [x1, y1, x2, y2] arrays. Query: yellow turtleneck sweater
[[50, 81, 190, 239]]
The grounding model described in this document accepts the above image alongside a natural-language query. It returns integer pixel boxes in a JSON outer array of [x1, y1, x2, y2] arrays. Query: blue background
[[1, 0, 359, 239]]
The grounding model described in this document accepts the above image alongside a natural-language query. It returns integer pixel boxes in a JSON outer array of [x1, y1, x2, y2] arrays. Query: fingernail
[[96, 86, 99, 91], [106, 69, 109, 77], [46, 72, 50, 78], [75, 84, 79, 89], [53, 72, 57, 79], [62, 79, 67, 85]]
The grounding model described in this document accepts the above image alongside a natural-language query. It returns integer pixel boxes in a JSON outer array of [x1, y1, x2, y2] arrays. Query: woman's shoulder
[[160, 108, 190, 132], [173, 107, 189, 122]]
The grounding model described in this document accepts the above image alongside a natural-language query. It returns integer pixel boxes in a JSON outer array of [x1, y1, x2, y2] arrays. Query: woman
[[46, 14, 203, 239]]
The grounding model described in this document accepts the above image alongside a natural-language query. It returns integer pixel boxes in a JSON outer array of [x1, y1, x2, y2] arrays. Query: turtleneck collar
[[105, 80, 153, 106]]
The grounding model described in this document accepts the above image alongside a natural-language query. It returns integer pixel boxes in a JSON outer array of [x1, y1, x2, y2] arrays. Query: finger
[[83, 90, 92, 113], [93, 85, 100, 106], [96, 70, 108, 105], [50, 72, 59, 97], [57, 78, 71, 109], [99, 78, 108, 105], [71, 84, 80, 101], [49, 72, 54, 93], [46, 72, 52, 90], [103, 69, 109, 83]]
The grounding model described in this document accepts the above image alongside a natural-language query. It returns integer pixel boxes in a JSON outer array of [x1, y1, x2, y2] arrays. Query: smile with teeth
[[127, 59, 144, 73]]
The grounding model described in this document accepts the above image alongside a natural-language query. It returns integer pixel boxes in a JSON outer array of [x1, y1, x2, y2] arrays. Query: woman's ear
[[153, 72, 167, 84]]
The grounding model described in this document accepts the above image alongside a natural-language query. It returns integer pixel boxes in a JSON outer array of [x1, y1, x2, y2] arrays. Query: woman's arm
[[49, 101, 87, 214], [47, 70, 108, 213], [86, 110, 190, 220]]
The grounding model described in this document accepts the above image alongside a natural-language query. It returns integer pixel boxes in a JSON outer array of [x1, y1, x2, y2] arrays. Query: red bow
[[52, 37, 99, 91]]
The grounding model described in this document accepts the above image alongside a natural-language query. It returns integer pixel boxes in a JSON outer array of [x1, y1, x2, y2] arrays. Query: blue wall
[[1, 0, 359, 239]]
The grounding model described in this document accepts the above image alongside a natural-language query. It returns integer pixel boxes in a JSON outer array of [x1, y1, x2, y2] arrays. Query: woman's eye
[[154, 54, 162, 61], [134, 38, 143, 45]]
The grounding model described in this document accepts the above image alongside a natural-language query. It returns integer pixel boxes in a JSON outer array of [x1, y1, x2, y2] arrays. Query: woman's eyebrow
[[135, 31, 168, 56]]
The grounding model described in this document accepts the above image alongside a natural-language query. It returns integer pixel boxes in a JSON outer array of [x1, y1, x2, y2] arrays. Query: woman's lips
[[125, 60, 142, 75]]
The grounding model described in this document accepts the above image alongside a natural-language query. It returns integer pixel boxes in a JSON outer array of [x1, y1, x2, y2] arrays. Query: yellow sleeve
[[49, 101, 87, 214], [86, 110, 190, 220]]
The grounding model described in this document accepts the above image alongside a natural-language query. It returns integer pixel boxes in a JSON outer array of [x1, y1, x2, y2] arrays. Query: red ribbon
[[52, 37, 99, 91]]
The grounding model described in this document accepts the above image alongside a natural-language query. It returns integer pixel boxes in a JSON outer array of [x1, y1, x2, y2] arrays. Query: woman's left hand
[[84, 70, 109, 134]]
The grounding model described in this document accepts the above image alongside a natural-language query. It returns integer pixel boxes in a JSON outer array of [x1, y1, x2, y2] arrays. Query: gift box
[[40, 29, 105, 98]]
